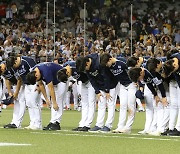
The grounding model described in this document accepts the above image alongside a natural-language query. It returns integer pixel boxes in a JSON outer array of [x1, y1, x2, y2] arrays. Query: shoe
[[79, 126, 90, 132], [43, 123, 53, 130], [161, 129, 169, 136], [100, 126, 110, 133], [149, 131, 161, 136], [72, 127, 82, 131], [138, 130, 148, 135], [168, 128, 180, 136], [88, 126, 101, 132], [112, 128, 122, 133], [4, 123, 17, 129], [48, 122, 61, 131]]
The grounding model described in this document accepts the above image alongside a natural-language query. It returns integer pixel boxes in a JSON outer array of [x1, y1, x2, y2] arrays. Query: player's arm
[[5, 79, 13, 96], [47, 81, 59, 111], [38, 80, 51, 107], [13, 78, 22, 99]]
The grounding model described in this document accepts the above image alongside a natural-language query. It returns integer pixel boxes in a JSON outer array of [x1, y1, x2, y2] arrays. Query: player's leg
[[89, 90, 106, 132], [25, 84, 42, 130], [80, 82, 96, 131], [101, 87, 117, 132], [115, 83, 128, 132], [122, 83, 137, 133], [48, 82, 67, 130], [168, 81, 178, 135], [139, 84, 154, 134]]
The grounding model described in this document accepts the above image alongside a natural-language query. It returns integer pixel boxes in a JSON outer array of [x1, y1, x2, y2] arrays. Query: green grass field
[[0, 107, 180, 154]]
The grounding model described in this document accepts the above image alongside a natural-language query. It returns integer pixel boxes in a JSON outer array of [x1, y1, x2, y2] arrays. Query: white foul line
[[0, 143, 31, 146], [31, 132, 179, 142]]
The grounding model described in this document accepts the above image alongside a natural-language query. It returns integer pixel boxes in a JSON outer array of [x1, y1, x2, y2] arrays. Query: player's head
[[127, 56, 143, 68], [147, 58, 162, 73], [128, 67, 143, 83], [6, 55, 20, 69], [100, 53, 112, 67], [163, 58, 179, 77], [76, 56, 91, 72], [26, 68, 41, 84], [57, 68, 68, 82]]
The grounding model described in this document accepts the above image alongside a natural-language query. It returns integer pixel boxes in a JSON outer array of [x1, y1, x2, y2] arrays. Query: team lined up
[[0, 50, 180, 136]]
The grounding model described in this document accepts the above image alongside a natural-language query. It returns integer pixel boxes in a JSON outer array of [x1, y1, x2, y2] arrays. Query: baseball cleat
[[88, 126, 101, 132], [79, 126, 90, 132], [100, 126, 110, 133], [72, 127, 82, 131], [168, 128, 180, 136], [4, 123, 17, 129]]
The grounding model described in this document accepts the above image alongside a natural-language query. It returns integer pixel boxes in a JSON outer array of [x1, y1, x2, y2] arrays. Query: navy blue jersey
[[109, 60, 132, 86], [35, 62, 63, 85], [14, 56, 36, 84], [141, 68, 166, 97], [3, 68, 17, 85], [86, 53, 117, 94]]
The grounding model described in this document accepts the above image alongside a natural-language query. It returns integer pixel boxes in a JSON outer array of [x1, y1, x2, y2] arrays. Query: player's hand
[[154, 95, 160, 106], [13, 92, 18, 100], [161, 97, 168, 107], [106, 93, 112, 101], [96, 93, 102, 101], [53, 103, 59, 111]]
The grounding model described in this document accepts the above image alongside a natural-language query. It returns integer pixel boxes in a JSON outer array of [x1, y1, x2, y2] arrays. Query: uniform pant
[[96, 88, 117, 129], [79, 81, 96, 128], [25, 84, 42, 128], [11, 85, 26, 128], [169, 81, 180, 131], [50, 82, 67, 124], [117, 82, 137, 130]]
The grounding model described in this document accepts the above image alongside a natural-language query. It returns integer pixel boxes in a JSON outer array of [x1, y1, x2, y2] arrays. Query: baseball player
[[6, 55, 42, 130], [100, 53, 137, 133], [162, 52, 180, 136], [26, 62, 67, 130], [128, 65, 168, 135], [57, 60, 96, 131], [77, 53, 118, 132]]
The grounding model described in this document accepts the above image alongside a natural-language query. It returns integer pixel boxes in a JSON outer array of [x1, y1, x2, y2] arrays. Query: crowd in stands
[[0, 0, 179, 64]]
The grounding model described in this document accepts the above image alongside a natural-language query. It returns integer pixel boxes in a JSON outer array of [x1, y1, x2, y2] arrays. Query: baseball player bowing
[[57, 60, 96, 131], [6, 55, 42, 130], [77, 53, 118, 132], [26, 62, 67, 130], [0, 61, 23, 129], [162, 52, 180, 136], [100, 53, 137, 134]]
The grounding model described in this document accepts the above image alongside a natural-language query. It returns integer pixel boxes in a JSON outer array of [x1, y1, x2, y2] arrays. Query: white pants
[[50, 82, 67, 123], [96, 88, 117, 129], [117, 82, 137, 130], [143, 84, 154, 132], [169, 81, 180, 131], [25, 84, 42, 128], [151, 90, 170, 133], [10, 85, 26, 128], [79, 81, 96, 127]]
